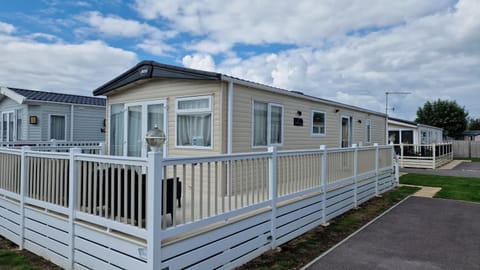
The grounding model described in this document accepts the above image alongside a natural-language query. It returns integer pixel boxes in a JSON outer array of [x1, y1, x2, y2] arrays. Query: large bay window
[[176, 96, 213, 148], [312, 110, 326, 136], [253, 101, 283, 147]]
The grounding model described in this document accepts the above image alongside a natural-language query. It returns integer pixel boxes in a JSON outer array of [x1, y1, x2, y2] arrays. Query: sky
[[0, 0, 479, 121]]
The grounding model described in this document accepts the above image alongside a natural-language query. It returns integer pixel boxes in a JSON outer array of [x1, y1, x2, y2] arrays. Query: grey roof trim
[[462, 130, 480, 136], [8, 87, 106, 106], [93, 60, 222, 96], [389, 117, 443, 131], [93, 60, 385, 117], [388, 117, 418, 127], [222, 75, 386, 117]]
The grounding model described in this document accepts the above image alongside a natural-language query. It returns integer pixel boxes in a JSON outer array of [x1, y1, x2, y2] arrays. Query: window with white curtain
[[110, 104, 124, 156], [312, 110, 326, 135], [50, 115, 66, 140], [366, 119, 372, 143], [176, 96, 212, 148], [253, 101, 283, 147]]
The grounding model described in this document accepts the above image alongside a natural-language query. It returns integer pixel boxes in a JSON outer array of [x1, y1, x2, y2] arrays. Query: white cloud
[[81, 11, 160, 38], [206, 0, 480, 119], [0, 21, 15, 34], [79, 11, 176, 56], [182, 54, 216, 72], [135, 0, 455, 53], [0, 33, 138, 95]]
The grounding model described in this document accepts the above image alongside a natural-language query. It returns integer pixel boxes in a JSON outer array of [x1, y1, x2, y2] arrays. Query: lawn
[[400, 173, 480, 202], [238, 186, 420, 270], [0, 237, 61, 270], [454, 157, 480, 162]]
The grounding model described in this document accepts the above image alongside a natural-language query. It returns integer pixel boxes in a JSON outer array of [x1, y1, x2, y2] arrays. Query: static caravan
[[0, 87, 106, 143], [388, 117, 443, 145], [93, 61, 387, 157]]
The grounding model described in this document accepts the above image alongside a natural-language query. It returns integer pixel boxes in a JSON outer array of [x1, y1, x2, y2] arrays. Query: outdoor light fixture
[[358, 120, 362, 124], [29, 116, 38, 125], [335, 108, 340, 113], [145, 126, 166, 152]]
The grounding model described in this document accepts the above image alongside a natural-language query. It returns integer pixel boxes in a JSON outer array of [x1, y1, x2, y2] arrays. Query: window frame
[[251, 100, 284, 148], [109, 99, 168, 157], [365, 118, 372, 143], [175, 95, 214, 149], [48, 114, 67, 141], [311, 110, 326, 136]]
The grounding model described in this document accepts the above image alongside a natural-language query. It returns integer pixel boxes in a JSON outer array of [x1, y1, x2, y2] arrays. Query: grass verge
[[454, 157, 480, 162], [237, 186, 419, 270], [0, 237, 62, 270], [400, 173, 480, 202]]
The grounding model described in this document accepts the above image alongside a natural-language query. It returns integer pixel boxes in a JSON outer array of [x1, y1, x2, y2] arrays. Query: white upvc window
[[252, 101, 284, 147], [366, 118, 372, 143], [176, 95, 213, 149], [49, 114, 67, 141], [1, 111, 16, 142], [109, 100, 167, 157], [311, 110, 326, 136]]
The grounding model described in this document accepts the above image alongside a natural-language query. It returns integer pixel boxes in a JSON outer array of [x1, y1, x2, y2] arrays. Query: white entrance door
[[340, 115, 352, 148]]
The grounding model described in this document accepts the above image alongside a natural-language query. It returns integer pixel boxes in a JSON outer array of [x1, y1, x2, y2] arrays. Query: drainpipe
[[226, 78, 234, 154], [70, 105, 74, 141]]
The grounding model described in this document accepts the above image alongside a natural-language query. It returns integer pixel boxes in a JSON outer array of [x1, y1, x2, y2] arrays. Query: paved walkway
[[401, 161, 480, 178], [304, 197, 480, 270]]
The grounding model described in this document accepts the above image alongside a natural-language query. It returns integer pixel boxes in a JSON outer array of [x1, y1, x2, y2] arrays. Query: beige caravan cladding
[[106, 79, 225, 156], [231, 84, 386, 152]]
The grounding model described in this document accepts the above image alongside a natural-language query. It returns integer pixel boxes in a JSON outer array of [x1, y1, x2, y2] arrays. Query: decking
[[395, 142, 453, 169], [0, 144, 396, 270]]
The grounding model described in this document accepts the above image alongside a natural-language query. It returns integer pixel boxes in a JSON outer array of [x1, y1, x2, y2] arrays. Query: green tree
[[415, 99, 468, 138], [469, 118, 480, 130]]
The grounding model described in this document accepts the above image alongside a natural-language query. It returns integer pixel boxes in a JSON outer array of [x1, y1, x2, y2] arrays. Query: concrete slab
[[438, 160, 465, 170], [304, 197, 480, 270], [399, 184, 441, 198], [412, 186, 441, 198]]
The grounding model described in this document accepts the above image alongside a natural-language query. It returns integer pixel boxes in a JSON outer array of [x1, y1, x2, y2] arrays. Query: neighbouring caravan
[[93, 61, 387, 157], [388, 117, 443, 145], [0, 87, 106, 143]]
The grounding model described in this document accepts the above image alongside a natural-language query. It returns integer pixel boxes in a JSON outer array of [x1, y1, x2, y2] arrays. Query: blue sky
[[1, 0, 479, 120]]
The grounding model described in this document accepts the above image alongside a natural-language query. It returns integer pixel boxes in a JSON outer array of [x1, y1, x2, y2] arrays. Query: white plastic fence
[[0, 144, 396, 270], [0, 140, 105, 154], [394, 142, 453, 169]]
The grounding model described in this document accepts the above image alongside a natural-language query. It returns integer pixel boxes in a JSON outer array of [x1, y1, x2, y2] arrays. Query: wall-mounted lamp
[[29, 116, 38, 125], [296, 111, 302, 116], [335, 109, 340, 113], [358, 120, 362, 124]]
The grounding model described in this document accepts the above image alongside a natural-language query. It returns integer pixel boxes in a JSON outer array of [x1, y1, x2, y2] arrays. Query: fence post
[[68, 148, 81, 270], [147, 151, 163, 270], [19, 146, 30, 250], [268, 146, 278, 248], [320, 145, 329, 225], [432, 144, 436, 169], [352, 144, 358, 208], [374, 143, 379, 196], [99, 142, 106, 155]]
